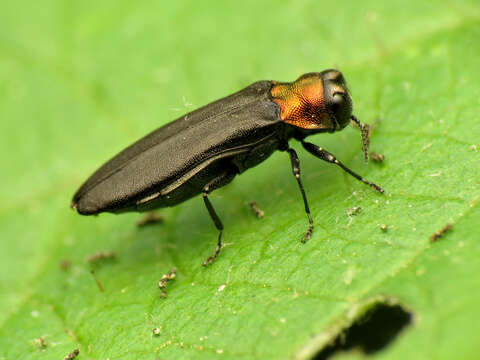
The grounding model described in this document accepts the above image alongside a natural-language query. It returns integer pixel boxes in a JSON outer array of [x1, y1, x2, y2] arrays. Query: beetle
[[72, 69, 383, 266]]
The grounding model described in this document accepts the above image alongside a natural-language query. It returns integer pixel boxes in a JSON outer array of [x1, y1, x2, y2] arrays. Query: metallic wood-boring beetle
[[72, 70, 383, 265]]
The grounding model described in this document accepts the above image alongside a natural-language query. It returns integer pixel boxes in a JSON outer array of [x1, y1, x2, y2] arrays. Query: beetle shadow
[[123, 134, 364, 268]]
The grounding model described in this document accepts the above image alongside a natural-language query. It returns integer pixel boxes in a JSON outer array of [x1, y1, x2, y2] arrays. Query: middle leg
[[286, 148, 314, 243]]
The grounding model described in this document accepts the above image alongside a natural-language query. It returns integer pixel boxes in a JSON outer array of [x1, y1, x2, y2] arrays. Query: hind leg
[[201, 169, 237, 266]]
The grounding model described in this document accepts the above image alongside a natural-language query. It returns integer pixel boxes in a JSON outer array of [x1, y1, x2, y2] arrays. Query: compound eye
[[330, 91, 352, 129]]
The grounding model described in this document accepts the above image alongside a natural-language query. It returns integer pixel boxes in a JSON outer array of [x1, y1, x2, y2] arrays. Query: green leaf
[[1, 1, 479, 359]]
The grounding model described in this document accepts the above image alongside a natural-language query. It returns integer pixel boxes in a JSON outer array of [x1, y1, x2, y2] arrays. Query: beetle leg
[[286, 148, 314, 243], [301, 141, 384, 193], [202, 189, 224, 266], [200, 169, 237, 266]]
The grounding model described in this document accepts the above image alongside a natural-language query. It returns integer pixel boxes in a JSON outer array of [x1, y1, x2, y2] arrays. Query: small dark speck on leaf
[[158, 267, 177, 298], [346, 207, 362, 217], [249, 201, 265, 219], [63, 348, 79, 360], [33, 336, 47, 349], [87, 250, 116, 264], [430, 223, 453, 243], [370, 151, 385, 163]]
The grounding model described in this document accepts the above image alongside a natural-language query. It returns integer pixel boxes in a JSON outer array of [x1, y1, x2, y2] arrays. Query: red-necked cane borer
[[72, 70, 383, 266]]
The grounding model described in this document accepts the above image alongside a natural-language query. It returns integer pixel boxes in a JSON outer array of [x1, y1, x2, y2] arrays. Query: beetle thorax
[[270, 73, 333, 131]]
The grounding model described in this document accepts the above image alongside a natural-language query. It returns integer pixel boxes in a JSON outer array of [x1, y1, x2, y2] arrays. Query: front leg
[[302, 141, 384, 193], [286, 148, 314, 243]]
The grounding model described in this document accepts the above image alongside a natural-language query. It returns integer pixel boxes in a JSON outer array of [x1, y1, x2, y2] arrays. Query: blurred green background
[[1, 1, 479, 359]]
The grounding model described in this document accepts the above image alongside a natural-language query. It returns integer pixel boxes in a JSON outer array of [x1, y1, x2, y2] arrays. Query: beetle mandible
[[72, 69, 383, 266]]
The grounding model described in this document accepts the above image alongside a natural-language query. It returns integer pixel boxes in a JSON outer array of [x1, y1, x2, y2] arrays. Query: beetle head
[[321, 69, 353, 131], [322, 70, 370, 162]]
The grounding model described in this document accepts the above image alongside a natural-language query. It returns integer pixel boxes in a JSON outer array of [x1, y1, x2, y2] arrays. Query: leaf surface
[[1, 1, 479, 359]]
